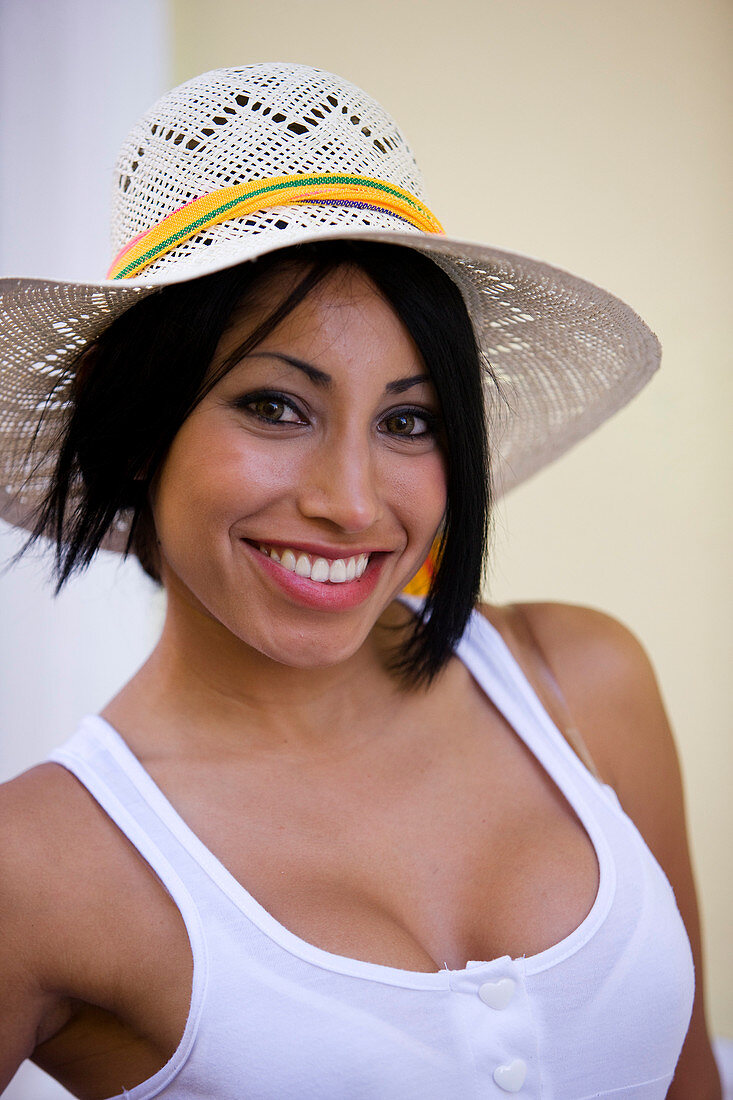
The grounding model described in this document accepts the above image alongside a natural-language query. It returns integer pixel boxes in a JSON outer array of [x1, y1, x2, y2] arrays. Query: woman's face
[[151, 264, 447, 670]]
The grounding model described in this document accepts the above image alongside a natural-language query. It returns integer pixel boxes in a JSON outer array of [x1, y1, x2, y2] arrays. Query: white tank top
[[49, 607, 694, 1099]]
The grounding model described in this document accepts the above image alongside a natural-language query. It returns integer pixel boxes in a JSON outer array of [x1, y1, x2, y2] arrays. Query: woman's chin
[[249, 627, 375, 673], [163, 569, 413, 676]]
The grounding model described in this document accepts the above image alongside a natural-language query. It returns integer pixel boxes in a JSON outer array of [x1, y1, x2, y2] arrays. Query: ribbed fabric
[[49, 608, 694, 1099]]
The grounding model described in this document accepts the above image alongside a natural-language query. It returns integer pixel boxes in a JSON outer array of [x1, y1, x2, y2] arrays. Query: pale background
[[175, 0, 733, 1039], [2, 0, 730, 1096]]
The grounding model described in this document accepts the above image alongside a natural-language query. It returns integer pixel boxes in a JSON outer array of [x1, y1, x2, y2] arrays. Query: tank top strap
[[49, 716, 209, 1094], [49, 715, 209, 947], [453, 607, 614, 807]]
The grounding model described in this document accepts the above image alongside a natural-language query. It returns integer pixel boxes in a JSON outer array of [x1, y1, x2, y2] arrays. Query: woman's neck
[[101, 594, 415, 763]]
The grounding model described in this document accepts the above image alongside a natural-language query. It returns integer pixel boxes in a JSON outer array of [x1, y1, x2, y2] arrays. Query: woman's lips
[[240, 539, 385, 611]]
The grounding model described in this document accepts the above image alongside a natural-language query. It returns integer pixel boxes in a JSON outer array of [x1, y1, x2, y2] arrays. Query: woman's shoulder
[[474, 601, 693, 896], [0, 761, 92, 891], [0, 759, 164, 984], [0, 763, 117, 955], [477, 598, 650, 682], [0, 756, 109, 844], [475, 599, 679, 803], [0, 756, 163, 912]]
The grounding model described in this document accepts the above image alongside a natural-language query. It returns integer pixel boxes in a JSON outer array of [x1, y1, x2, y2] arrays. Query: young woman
[[0, 64, 720, 1098]]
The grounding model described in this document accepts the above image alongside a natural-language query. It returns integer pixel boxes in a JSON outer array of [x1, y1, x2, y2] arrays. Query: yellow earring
[[402, 534, 442, 597]]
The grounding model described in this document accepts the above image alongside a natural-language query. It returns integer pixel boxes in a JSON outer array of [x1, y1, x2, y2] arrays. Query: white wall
[[0, 1, 169, 1095]]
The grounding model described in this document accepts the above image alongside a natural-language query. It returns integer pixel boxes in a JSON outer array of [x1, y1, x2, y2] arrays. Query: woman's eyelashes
[[231, 390, 439, 440], [378, 407, 439, 439], [234, 390, 307, 425]]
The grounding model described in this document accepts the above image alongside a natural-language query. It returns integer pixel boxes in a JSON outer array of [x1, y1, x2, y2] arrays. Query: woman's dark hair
[[27, 240, 491, 685]]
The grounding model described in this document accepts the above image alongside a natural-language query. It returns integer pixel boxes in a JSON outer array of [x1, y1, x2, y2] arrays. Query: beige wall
[[172, 0, 732, 1033]]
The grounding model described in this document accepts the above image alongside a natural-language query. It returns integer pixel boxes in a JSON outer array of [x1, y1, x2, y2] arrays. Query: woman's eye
[[244, 395, 304, 424], [380, 410, 434, 438]]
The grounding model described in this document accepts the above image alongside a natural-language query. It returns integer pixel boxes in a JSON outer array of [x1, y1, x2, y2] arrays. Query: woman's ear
[[128, 498, 163, 582]]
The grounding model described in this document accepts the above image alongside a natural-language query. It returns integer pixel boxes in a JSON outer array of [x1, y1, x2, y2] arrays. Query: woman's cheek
[[163, 419, 294, 527], [400, 450, 447, 526]]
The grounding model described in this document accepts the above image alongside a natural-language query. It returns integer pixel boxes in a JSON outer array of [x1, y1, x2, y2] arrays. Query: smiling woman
[[0, 63, 721, 1099], [131, 251, 463, 675], [33, 240, 487, 683]]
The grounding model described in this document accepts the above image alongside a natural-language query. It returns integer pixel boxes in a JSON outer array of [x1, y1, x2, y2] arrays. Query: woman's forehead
[[224, 261, 384, 329], [215, 263, 426, 374]]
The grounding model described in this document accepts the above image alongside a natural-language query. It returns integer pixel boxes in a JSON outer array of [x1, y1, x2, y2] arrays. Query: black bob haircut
[[28, 240, 492, 686]]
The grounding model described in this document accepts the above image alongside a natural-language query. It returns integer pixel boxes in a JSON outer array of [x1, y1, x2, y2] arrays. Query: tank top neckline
[[76, 605, 617, 990]]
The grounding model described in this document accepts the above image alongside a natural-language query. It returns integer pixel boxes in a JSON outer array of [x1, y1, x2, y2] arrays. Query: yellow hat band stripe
[[107, 173, 444, 280]]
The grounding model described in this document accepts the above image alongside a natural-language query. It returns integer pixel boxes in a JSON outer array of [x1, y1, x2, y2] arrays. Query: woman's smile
[[151, 263, 447, 668], [240, 538, 386, 612]]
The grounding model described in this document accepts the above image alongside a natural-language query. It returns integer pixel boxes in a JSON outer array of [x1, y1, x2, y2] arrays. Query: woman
[[0, 64, 720, 1098]]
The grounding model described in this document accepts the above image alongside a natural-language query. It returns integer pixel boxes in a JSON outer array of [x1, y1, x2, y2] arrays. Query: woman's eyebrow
[[385, 373, 430, 395], [246, 351, 331, 387], [245, 353, 429, 396]]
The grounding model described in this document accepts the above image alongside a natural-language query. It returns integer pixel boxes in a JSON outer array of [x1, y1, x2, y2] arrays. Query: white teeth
[[295, 553, 311, 577], [329, 558, 347, 583], [256, 543, 371, 584], [311, 557, 330, 582]]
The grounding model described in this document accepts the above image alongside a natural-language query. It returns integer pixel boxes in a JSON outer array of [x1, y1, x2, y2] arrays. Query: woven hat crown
[[111, 64, 430, 280]]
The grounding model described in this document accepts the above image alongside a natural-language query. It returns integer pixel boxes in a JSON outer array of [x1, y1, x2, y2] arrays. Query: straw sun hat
[[0, 63, 660, 550]]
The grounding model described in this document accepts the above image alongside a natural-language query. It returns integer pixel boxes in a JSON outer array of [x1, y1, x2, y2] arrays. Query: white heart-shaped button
[[478, 977, 516, 1010], [493, 1058, 527, 1093]]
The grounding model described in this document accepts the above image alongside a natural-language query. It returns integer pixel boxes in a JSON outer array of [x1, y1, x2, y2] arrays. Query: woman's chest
[[143, 692, 600, 973], [42, 662, 607, 1096], [41, 714, 601, 1098]]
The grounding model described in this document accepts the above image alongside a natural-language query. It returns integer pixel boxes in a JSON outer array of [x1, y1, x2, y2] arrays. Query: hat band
[[107, 173, 444, 280]]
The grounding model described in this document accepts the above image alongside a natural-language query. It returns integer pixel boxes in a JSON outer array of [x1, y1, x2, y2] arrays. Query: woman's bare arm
[[0, 767, 77, 1090], [514, 600, 721, 1099]]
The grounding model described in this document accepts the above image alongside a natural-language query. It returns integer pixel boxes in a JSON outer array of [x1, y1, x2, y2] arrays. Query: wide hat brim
[[0, 222, 660, 551]]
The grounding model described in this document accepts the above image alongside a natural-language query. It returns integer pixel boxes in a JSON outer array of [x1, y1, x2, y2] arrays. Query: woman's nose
[[296, 432, 382, 533]]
